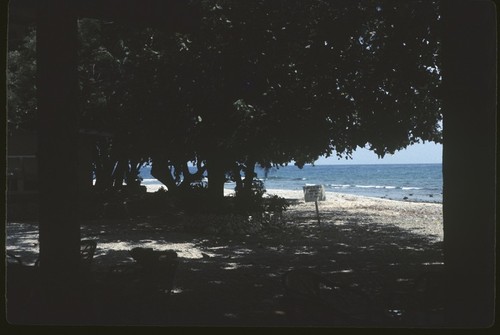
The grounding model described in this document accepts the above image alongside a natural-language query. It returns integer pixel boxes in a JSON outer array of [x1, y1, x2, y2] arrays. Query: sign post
[[303, 185, 326, 224]]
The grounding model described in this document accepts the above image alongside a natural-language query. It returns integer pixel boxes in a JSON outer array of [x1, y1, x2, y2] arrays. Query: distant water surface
[[140, 163, 442, 203]]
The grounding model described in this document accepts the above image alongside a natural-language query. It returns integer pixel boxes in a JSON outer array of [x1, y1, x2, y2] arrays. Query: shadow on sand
[[6, 204, 443, 326]]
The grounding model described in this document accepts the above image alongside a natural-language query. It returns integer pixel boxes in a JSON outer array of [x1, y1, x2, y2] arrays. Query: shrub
[[264, 195, 289, 213], [234, 179, 267, 214]]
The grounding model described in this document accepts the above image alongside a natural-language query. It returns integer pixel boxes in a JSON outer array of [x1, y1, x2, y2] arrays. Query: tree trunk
[[93, 139, 114, 190], [441, 0, 496, 327], [179, 161, 206, 191], [232, 163, 243, 195], [151, 157, 178, 192], [207, 159, 226, 200], [242, 158, 257, 196], [126, 159, 136, 186], [111, 158, 124, 188], [37, 0, 80, 274]]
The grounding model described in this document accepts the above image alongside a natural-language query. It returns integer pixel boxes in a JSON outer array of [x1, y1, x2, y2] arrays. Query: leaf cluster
[[7, 0, 443, 196]]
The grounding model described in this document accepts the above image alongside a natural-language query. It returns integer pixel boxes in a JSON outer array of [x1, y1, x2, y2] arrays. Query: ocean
[[140, 163, 443, 204]]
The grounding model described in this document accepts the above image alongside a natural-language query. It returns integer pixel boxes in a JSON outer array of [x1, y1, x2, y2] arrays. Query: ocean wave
[[401, 187, 422, 190], [264, 176, 283, 180], [330, 184, 351, 188], [142, 178, 161, 184], [292, 177, 307, 181], [355, 185, 397, 189]]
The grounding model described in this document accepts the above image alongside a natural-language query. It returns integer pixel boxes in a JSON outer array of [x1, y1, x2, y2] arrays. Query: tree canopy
[[7, 0, 442, 199]]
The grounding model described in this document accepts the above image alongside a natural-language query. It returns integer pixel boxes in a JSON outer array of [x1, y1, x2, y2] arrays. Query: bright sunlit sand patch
[[222, 262, 242, 270], [233, 248, 254, 255], [205, 246, 227, 250], [294, 250, 316, 255], [95, 241, 212, 259], [221, 261, 255, 270], [6, 223, 40, 258], [96, 241, 132, 251], [328, 269, 354, 274], [170, 288, 184, 294], [422, 262, 444, 266]]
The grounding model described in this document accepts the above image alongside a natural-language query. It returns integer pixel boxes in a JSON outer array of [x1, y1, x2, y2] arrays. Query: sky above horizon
[[314, 142, 443, 165]]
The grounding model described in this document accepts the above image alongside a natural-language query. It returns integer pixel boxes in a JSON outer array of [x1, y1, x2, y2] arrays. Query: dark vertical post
[[315, 200, 320, 225], [37, 0, 80, 274], [207, 158, 226, 200], [441, 0, 496, 327]]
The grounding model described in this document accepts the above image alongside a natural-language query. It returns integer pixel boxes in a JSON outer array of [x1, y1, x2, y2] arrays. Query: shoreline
[[7, 187, 444, 257], [258, 188, 443, 242], [7, 186, 443, 258], [279, 189, 442, 241], [144, 183, 442, 205], [6, 188, 444, 326], [132, 185, 444, 241], [263, 188, 442, 205]]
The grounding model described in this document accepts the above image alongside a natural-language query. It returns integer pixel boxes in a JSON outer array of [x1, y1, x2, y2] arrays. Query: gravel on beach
[[263, 189, 443, 241]]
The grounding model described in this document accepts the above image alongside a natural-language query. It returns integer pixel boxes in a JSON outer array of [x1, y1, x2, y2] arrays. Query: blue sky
[[314, 142, 442, 165]]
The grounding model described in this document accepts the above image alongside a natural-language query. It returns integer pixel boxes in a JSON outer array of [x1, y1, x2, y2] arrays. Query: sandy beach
[[136, 185, 443, 242], [6, 189, 444, 326], [264, 189, 443, 241]]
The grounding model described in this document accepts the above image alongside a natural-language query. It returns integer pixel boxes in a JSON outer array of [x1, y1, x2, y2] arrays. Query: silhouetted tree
[[78, 19, 152, 191], [153, 0, 442, 198], [8, 0, 442, 201]]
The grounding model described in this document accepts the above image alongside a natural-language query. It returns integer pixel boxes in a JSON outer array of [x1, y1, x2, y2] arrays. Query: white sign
[[303, 184, 326, 202]]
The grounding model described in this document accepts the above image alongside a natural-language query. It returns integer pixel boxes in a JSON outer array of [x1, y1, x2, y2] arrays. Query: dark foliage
[[7, 0, 442, 202]]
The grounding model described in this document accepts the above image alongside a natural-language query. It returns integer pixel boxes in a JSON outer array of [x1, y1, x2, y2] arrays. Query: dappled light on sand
[[6, 191, 443, 326], [96, 241, 208, 259]]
